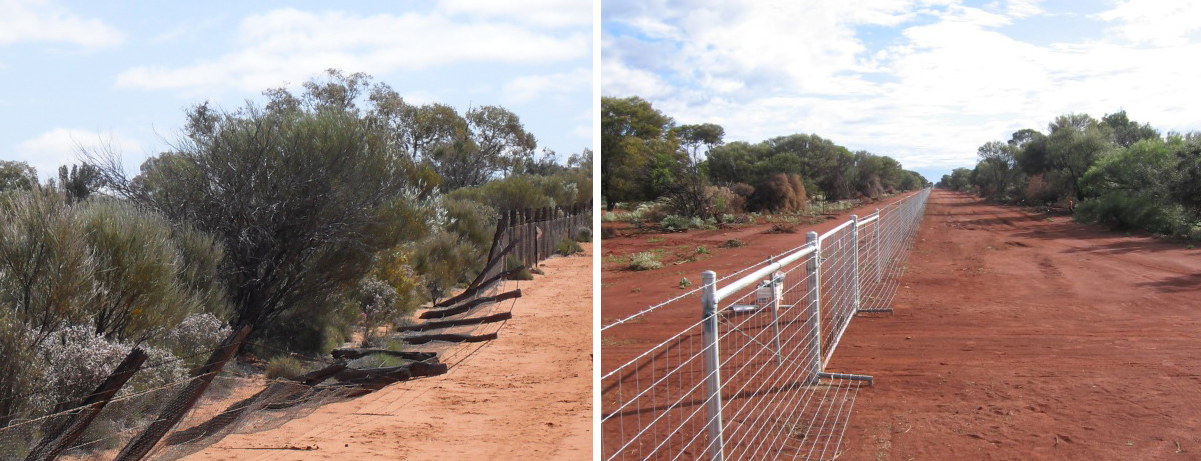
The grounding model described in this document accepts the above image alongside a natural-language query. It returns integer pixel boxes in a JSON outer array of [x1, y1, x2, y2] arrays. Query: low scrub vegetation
[[628, 252, 663, 271], [941, 111, 1201, 240]]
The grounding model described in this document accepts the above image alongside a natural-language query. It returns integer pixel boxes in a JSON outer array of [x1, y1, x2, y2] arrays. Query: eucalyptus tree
[[601, 96, 677, 210]]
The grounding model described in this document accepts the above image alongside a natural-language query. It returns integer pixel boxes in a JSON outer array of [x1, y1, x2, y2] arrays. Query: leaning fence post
[[26, 348, 148, 461], [112, 326, 251, 461], [523, 208, 533, 267], [805, 231, 822, 381], [700, 270, 724, 461], [851, 214, 861, 314]]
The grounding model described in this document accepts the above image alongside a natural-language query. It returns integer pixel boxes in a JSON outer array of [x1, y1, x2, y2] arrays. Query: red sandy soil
[[834, 190, 1201, 460], [184, 244, 593, 461], [600, 192, 919, 373]]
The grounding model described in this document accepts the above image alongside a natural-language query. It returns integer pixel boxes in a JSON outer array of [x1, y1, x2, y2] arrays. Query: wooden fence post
[[523, 208, 533, 267], [25, 348, 148, 461], [112, 325, 251, 461]]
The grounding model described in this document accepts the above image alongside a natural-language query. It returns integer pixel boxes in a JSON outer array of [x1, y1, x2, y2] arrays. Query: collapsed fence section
[[602, 188, 931, 461], [0, 201, 594, 461]]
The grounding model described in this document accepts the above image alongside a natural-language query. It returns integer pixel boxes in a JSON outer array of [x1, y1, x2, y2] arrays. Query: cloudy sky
[[602, 0, 1201, 182], [1, 0, 592, 179]]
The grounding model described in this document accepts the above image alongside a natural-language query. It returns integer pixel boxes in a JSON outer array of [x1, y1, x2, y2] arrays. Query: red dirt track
[[835, 190, 1201, 460]]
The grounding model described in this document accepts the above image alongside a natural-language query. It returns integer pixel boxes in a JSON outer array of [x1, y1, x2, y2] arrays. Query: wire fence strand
[[602, 188, 930, 461]]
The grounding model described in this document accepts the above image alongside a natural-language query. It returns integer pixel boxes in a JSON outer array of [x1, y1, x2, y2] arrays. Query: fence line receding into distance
[[601, 188, 931, 461]]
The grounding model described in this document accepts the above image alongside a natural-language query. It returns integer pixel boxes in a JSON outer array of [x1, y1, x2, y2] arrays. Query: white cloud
[[603, 0, 1201, 173], [1095, 0, 1201, 47], [1004, 0, 1044, 19], [0, 0, 123, 48], [438, 0, 591, 28], [604, 0, 922, 101], [16, 128, 142, 179], [116, 8, 588, 93], [503, 67, 591, 104]]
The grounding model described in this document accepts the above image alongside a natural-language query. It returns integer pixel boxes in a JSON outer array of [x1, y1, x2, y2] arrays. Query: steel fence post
[[805, 231, 821, 381], [770, 271, 782, 366], [875, 208, 882, 285], [701, 270, 725, 461], [851, 214, 860, 314]]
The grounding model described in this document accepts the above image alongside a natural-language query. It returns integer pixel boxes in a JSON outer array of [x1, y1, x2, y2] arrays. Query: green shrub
[[505, 254, 534, 280], [576, 226, 593, 242], [1188, 225, 1201, 242], [1076, 192, 1186, 235], [660, 215, 707, 231], [259, 295, 356, 356], [556, 237, 583, 255], [444, 197, 498, 251], [628, 252, 662, 271], [412, 229, 479, 303], [266, 355, 308, 380], [448, 172, 588, 213], [77, 198, 224, 341], [696, 245, 710, 254], [678, 277, 692, 288]]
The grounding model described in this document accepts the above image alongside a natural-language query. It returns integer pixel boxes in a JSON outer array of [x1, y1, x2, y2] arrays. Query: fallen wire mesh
[[602, 188, 931, 461], [142, 231, 529, 461]]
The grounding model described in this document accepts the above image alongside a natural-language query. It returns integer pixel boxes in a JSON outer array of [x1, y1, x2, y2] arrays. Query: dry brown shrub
[[1024, 174, 1059, 204], [730, 182, 755, 199], [706, 186, 746, 214], [859, 174, 884, 200], [753, 174, 808, 213]]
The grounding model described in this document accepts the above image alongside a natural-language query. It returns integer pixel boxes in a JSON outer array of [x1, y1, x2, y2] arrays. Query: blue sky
[[602, 0, 1201, 182], [1, 0, 592, 179]]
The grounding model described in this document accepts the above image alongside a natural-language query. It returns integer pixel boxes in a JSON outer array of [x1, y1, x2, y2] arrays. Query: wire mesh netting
[[603, 188, 931, 461]]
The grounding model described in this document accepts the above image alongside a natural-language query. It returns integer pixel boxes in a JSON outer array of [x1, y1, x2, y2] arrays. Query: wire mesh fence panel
[[0, 376, 196, 461], [144, 368, 361, 461], [818, 220, 857, 367], [601, 300, 712, 461], [603, 188, 931, 461], [711, 250, 861, 460]]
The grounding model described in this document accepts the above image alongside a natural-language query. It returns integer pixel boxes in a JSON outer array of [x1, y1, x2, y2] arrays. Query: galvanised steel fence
[[601, 187, 930, 460]]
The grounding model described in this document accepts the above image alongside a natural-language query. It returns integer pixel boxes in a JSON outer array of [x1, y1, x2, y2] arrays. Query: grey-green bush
[[1075, 191, 1186, 235]]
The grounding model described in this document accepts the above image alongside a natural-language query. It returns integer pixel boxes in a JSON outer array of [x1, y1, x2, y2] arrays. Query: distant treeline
[[601, 96, 929, 219], [939, 110, 1201, 239]]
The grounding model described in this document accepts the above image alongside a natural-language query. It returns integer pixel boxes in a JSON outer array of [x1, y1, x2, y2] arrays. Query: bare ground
[[835, 190, 1201, 460]]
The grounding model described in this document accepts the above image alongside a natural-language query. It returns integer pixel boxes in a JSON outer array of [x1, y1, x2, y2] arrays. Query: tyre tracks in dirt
[[834, 190, 1201, 460]]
